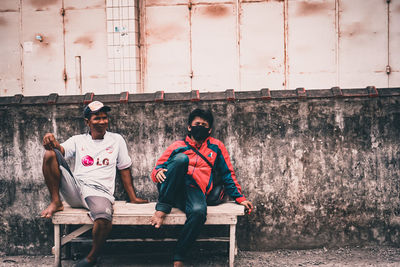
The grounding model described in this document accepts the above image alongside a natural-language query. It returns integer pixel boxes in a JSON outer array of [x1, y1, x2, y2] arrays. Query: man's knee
[[188, 205, 207, 222], [172, 153, 189, 167], [43, 149, 57, 163], [86, 196, 113, 222]]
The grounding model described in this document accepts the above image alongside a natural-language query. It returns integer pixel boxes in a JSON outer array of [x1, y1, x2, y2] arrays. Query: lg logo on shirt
[[81, 155, 109, 167]]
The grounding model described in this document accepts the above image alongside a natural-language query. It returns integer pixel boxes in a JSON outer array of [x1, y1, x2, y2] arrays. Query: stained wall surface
[[0, 88, 399, 254]]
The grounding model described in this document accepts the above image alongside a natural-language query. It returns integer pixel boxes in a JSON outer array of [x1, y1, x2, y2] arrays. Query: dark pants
[[156, 153, 207, 262]]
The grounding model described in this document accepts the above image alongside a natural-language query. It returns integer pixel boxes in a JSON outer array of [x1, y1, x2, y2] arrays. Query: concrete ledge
[[1, 87, 399, 106]]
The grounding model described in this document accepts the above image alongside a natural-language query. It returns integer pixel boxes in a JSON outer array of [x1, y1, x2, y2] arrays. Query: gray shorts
[[54, 149, 113, 222]]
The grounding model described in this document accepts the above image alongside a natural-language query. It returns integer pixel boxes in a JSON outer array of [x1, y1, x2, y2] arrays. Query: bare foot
[[174, 261, 184, 267], [41, 201, 64, 218], [150, 210, 166, 228]]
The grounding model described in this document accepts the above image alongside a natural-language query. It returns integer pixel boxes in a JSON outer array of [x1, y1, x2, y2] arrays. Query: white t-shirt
[[61, 131, 132, 202]]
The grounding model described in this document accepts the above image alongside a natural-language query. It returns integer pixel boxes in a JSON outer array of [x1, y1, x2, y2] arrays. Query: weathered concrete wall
[[0, 88, 400, 254]]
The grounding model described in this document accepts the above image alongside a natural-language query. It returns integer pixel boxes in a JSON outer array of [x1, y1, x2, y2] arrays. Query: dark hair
[[188, 108, 214, 128]]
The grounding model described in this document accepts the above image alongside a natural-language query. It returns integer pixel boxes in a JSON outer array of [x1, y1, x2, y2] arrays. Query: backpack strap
[[184, 141, 214, 169]]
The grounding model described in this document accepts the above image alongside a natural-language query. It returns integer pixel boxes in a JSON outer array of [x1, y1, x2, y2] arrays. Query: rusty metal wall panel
[[192, 0, 234, 3], [0, 0, 19, 10], [191, 3, 238, 91], [144, 5, 191, 92], [338, 0, 387, 88], [146, 0, 188, 6], [389, 1, 400, 87], [288, 0, 337, 89], [22, 0, 65, 96], [64, 7, 108, 94], [240, 1, 284, 91], [64, 0, 104, 9], [0, 2, 21, 96]]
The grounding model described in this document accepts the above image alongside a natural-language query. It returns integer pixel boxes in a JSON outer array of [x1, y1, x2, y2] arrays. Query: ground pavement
[[1, 245, 400, 266]]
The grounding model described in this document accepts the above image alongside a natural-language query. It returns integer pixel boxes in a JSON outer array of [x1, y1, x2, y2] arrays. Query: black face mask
[[189, 125, 210, 141]]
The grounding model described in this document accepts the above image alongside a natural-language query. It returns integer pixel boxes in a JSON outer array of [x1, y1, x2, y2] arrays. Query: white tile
[[113, 7, 120, 19], [124, 58, 130, 70], [128, 19, 136, 32], [106, 8, 113, 19], [129, 7, 135, 18], [122, 7, 129, 19], [114, 72, 121, 83], [129, 58, 137, 71], [114, 59, 121, 71], [107, 21, 114, 33], [113, 0, 120, 7], [113, 33, 120, 45], [124, 71, 131, 83]]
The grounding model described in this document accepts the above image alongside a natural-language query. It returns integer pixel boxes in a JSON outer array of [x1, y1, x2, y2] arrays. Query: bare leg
[[85, 218, 112, 263], [174, 261, 184, 267], [41, 150, 64, 218], [150, 210, 167, 228]]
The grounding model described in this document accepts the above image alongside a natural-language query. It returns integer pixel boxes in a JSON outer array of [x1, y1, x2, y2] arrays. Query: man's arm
[[119, 168, 148, 203], [43, 133, 65, 155]]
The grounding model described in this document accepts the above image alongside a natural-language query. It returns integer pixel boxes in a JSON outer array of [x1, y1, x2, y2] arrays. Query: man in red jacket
[[150, 108, 253, 267]]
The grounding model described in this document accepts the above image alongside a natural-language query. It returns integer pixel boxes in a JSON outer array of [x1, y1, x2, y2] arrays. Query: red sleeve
[[215, 139, 247, 203], [151, 141, 185, 182]]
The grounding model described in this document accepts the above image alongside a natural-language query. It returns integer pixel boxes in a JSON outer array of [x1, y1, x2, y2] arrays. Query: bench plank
[[52, 201, 244, 225]]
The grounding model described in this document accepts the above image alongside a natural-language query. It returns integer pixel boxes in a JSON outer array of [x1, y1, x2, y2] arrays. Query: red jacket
[[151, 136, 246, 203]]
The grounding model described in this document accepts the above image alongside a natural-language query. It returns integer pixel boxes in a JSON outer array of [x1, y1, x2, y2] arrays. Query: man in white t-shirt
[[40, 101, 147, 267]]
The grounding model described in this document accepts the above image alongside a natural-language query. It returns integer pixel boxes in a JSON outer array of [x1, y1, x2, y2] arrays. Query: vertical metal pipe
[[189, 0, 193, 90], [75, 56, 82, 94], [236, 0, 241, 91], [335, 0, 340, 86], [283, 0, 289, 89], [19, 0, 24, 94], [386, 0, 390, 87], [62, 0, 67, 93], [139, 0, 145, 93]]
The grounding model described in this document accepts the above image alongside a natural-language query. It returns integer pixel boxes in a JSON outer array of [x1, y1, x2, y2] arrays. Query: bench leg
[[229, 224, 236, 267], [54, 224, 61, 267]]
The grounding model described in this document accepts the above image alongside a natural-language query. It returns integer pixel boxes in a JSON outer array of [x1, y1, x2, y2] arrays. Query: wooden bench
[[52, 201, 245, 267]]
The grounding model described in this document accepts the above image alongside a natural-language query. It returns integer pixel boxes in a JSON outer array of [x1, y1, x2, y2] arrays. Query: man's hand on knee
[[155, 168, 168, 183]]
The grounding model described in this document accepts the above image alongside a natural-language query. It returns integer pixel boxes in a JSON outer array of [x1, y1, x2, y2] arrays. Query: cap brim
[[99, 106, 111, 112]]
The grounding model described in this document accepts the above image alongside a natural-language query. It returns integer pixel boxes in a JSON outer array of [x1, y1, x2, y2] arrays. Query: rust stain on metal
[[0, 17, 7, 26], [0, 9, 19, 12], [296, 1, 331, 16], [64, 4, 103, 11], [74, 36, 94, 48], [340, 22, 365, 37], [63, 69, 67, 84], [30, 0, 58, 8], [202, 5, 229, 17], [146, 24, 184, 43]]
